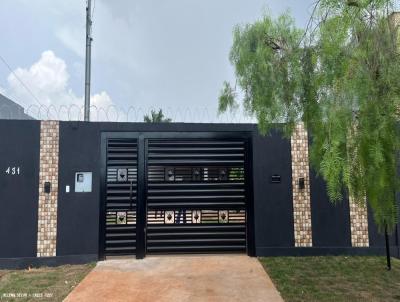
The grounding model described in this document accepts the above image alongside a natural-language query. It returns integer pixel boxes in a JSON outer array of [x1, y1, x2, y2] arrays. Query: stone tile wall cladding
[[290, 123, 312, 247], [349, 197, 369, 247], [290, 123, 369, 248], [37, 121, 59, 257]]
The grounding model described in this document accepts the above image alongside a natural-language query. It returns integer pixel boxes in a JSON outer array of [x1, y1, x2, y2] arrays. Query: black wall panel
[[57, 122, 101, 256], [0, 120, 40, 258], [367, 205, 398, 247], [310, 170, 351, 247], [252, 130, 294, 253]]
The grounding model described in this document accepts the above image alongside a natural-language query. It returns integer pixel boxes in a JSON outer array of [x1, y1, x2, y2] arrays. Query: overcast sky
[[0, 0, 315, 121]]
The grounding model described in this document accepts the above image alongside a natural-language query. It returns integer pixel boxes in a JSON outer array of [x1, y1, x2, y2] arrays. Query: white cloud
[[4, 50, 114, 120], [7, 50, 76, 106], [91, 91, 113, 108], [55, 27, 85, 58]]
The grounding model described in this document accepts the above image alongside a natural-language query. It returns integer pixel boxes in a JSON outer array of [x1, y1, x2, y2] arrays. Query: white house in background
[[0, 93, 33, 120]]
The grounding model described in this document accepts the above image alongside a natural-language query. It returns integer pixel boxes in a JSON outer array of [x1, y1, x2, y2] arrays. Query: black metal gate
[[100, 133, 252, 259], [146, 138, 248, 254]]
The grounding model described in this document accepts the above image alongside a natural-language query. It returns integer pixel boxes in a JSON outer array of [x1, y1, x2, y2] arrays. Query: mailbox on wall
[[75, 172, 92, 192]]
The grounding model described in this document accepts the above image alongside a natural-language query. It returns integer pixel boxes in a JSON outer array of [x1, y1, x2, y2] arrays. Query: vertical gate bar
[[98, 134, 107, 260], [144, 138, 149, 254], [244, 136, 256, 256], [136, 135, 146, 259]]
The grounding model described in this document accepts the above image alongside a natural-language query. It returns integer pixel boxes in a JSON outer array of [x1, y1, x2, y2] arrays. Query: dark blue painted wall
[[0, 120, 40, 258], [367, 205, 398, 248], [310, 170, 352, 247], [56, 122, 101, 257], [252, 130, 295, 255]]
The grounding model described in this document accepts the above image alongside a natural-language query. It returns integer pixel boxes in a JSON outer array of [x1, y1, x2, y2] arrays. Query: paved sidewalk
[[64, 255, 283, 302]]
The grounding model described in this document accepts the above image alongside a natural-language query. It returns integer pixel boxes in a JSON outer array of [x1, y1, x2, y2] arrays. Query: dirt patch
[[65, 255, 283, 302]]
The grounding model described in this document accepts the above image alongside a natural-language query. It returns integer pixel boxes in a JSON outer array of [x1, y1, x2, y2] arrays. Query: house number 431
[[5, 167, 20, 175]]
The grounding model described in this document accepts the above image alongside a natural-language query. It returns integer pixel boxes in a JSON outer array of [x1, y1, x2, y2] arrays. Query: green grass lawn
[[260, 256, 400, 302], [0, 263, 95, 302]]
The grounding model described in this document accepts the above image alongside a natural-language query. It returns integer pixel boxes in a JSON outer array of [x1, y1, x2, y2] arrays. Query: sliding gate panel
[[104, 138, 138, 256], [146, 138, 248, 254]]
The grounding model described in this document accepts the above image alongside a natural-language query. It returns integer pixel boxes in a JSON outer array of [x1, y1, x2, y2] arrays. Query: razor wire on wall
[[0, 103, 256, 123]]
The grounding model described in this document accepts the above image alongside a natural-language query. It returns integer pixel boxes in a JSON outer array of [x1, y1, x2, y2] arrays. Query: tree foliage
[[144, 109, 172, 123], [220, 1, 400, 232]]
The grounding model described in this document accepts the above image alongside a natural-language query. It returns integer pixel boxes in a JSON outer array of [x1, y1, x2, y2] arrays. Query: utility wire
[[0, 54, 44, 107], [298, 0, 321, 47]]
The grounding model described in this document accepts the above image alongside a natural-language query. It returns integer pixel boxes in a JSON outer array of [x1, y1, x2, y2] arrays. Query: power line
[[298, 0, 321, 47], [0, 54, 44, 107]]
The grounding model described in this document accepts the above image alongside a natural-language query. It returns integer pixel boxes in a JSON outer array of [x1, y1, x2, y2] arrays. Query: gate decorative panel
[[146, 139, 248, 253], [104, 138, 137, 256]]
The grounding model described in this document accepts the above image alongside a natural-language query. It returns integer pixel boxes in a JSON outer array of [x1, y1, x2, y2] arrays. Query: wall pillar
[[37, 121, 59, 257], [349, 197, 369, 247], [291, 123, 312, 247]]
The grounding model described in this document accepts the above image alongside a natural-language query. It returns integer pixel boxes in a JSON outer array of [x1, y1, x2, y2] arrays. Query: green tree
[[144, 109, 172, 123], [220, 1, 400, 232]]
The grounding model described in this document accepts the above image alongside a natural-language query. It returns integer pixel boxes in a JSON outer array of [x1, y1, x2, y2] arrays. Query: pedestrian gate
[[103, 138, 138, 256], [100, 133, 252, 259]]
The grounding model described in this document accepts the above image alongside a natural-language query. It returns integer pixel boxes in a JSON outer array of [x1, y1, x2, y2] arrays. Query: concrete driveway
[[64, 255, 283, 302]]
